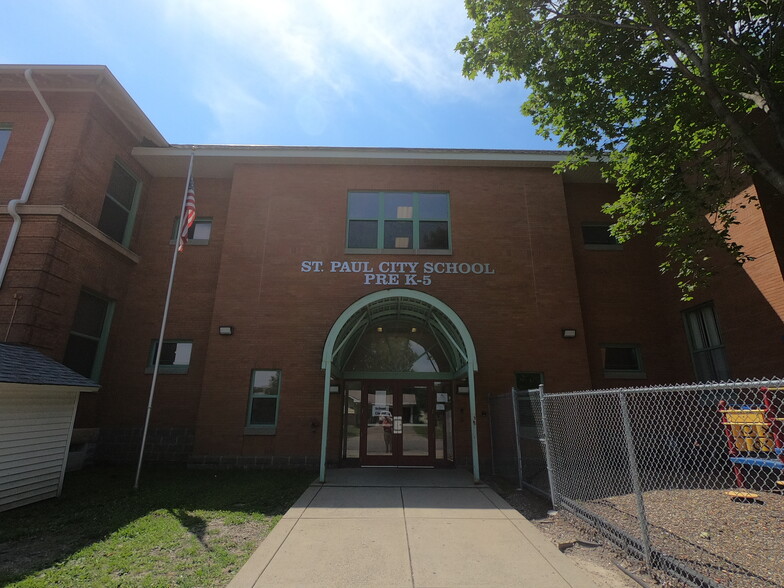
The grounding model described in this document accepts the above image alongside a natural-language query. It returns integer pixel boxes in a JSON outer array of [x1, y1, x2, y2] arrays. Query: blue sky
[[2, 0, 558, 150]]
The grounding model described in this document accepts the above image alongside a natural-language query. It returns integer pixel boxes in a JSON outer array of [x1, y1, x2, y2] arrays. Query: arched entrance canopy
[[319, 289, 479, 482], [322, 289, 477, 378]]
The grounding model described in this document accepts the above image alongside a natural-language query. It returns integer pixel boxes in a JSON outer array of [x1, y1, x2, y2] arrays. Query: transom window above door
[[346, 191, 451, 253]]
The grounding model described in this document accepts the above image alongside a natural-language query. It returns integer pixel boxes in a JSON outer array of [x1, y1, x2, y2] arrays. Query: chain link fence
[[490, 379, 784, 588]]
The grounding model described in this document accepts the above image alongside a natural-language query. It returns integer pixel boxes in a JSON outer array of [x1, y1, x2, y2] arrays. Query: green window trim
[[601, 344, 646, 379], [62, 290, 115, 382], [0, 125, 11, 163], [246, 369, 282, 434], [98, 160, 142, 248], [169, 217, 213, 246], [145, 339, 193, 374], [346, 191, 451, 254], [682, 303, 729, 382]]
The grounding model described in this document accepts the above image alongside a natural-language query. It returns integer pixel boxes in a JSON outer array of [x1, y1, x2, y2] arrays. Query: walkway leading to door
[[228, 469, 595, 588]]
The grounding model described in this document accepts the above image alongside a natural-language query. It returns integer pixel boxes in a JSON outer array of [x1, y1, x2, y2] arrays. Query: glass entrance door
[[359, 381, 436, 466]]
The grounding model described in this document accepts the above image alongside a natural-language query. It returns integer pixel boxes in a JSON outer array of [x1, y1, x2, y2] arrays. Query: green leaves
[[459, 0, 783, 297]]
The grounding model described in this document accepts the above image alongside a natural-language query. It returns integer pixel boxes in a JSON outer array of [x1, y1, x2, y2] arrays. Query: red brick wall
[[121, 162, 592, 463], [0, 88, 152, 433], [564, 183, 695, 387]]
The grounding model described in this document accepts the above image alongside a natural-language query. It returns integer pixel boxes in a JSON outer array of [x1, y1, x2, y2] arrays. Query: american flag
[[178, 177, 196, 252]]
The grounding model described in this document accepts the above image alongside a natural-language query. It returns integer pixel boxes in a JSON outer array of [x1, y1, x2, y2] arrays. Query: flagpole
[[134, 149, 195, 489]]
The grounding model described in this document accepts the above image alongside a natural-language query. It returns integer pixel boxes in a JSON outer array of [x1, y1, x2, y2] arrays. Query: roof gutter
[[0, 69, 55, 289]]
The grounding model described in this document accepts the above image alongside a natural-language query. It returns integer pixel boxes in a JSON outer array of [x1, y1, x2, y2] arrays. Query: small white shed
[[0, 343, 98, 512]]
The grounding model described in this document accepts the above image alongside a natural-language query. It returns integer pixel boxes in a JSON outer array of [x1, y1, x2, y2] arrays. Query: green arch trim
[[321, 288, 478, 372]]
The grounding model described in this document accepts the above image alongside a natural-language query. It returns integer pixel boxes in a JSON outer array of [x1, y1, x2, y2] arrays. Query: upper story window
[[683, 304, 729, 382], [98, 161, 140, 247], [62, 290, 114, 381], [346, 191, 450, 253], [170, 217, 212, 246], [0, 126, 11, 162], [145, 340, 193, 374], [581, 223, 622, 250]]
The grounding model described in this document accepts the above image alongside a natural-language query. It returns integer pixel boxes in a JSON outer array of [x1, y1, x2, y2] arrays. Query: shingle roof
[[0, 344, 99, 389]]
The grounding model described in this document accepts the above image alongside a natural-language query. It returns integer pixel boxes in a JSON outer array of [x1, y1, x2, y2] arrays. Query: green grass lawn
[[0, 466, 314, 587]]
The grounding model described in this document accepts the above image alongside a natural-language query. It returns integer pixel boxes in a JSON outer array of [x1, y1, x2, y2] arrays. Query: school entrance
[[318, 289, 479, 482], [344, 379, 454, 467]]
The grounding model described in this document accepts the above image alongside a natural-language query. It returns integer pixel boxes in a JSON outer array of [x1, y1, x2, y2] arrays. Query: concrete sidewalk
[[229, 469, 596, 588]]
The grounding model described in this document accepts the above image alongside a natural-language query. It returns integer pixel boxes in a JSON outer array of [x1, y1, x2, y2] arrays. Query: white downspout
[[0, 69, 55, 289]]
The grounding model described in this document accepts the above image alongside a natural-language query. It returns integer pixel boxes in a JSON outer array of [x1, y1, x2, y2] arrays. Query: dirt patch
[[498, 485, 655, 587], [494, 480, 784, 588]]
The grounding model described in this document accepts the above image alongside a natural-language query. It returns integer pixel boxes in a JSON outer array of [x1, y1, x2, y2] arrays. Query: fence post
[[536, 384, 559, 509], [511, 387, 524, 490], [618, 390, 653, 568]]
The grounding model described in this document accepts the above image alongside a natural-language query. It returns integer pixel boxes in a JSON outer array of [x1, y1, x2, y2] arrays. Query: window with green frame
[[98, 161, 141, 246], [170, 217, 212, 245], [62, 290, 114, 381], [246, 369, 281, 433], [145, 340, 193, 374], [0, 126, 11, 162], [346, 191, 450, 252]]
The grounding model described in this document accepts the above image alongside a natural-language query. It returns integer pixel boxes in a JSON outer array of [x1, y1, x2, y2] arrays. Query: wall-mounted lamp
[[329, 385, 340, 394], [218, 326, 234, 336], [561, 328, 577, 339]]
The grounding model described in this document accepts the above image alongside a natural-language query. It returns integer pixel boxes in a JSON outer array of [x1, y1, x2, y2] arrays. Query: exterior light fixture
[[562, 328, 577, 339], [376, 326, 383, 333], [411, 327, 417, 333], [219, 326, 234, 336]]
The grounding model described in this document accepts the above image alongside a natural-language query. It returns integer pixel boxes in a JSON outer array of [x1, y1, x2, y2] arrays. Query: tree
[[458, 0, 784, 296]]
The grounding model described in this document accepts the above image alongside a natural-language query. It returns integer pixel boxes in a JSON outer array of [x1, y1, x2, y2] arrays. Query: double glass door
[[358, 381, 448, 466]]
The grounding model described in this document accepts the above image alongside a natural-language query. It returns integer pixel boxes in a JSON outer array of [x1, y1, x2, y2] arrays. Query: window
[[582, 223, 621, 249], [0, 126, 11, 162], [170, 217, 212, 245], [515, 371, 543, 391], [602, 344, 645, 378], [514, 372, 544, 435], [346, 191, 450, 252], [98, 161, 140, 246], [683, 304, 729, 382], [62, 290, 114, 381], [146, 340, 192, 374], [246, 370, 281, 433]]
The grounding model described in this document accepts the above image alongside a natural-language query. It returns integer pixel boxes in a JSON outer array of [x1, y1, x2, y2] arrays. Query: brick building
[[1, 65, 782, 480]]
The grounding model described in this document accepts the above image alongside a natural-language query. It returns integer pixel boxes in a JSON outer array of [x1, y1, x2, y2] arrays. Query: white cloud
[[193, 73, 269, 143], [160, 0, 474, 98]]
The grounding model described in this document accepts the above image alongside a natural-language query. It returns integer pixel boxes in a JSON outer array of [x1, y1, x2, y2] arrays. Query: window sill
[[604, 371, 647, 379], [169, 239, 210, 246], [145, 366, 189, 375], [344, 248, 452, 255], [584, 244, 623, 251], [244, 426, 277, 436]]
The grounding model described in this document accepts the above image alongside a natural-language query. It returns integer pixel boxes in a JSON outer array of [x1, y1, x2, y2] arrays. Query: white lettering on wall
[[299, 260, 495, 286]]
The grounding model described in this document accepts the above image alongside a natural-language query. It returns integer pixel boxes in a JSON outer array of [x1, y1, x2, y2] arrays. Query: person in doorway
[[381, 416, 393, 452]]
